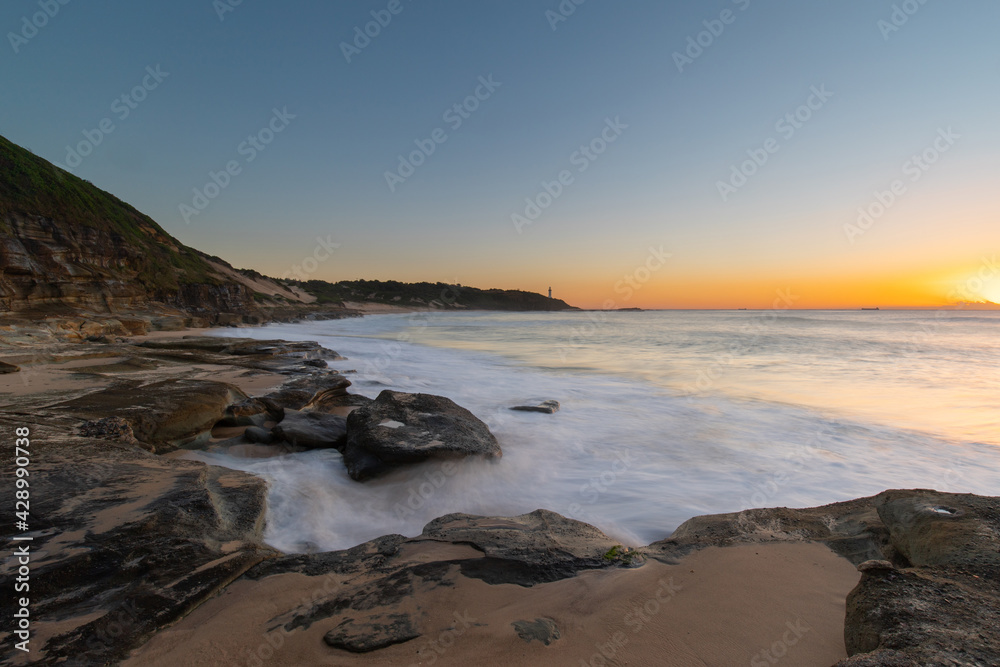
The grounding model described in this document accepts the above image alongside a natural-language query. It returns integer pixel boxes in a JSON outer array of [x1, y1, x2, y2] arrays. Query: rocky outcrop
[[57, 379, 248, 453], [420, 509, 631, 586], [342, 390, 502, 480], [646, 495, 890, 566], [836, 491, 1000, 666], [79, 415, 137, 443], [0, 333, 365, 665], [0, 417, 274, 666]]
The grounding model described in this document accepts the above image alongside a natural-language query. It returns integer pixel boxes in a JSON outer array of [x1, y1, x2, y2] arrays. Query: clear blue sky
[[2, 1, 999, 307]]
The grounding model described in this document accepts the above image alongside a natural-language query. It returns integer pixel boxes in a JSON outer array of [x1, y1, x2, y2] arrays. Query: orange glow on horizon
[[547, 260, 1000, 311]]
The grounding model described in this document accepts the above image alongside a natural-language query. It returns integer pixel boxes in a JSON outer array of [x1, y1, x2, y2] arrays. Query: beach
[[1, 321, 997, 666]]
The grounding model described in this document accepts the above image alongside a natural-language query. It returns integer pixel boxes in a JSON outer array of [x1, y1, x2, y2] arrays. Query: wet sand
[[125, 542, 857, 666]]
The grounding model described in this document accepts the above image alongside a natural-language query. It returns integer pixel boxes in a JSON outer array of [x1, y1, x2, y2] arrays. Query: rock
[[875, 490, 998, 574], [264, 372, 352, 411], [421, 509, 622, 586], [305, 391, 373, 414], [243, 425, 274, 444], [0, 418, 273, 666], [272, 409, 347, 449], [79, 416, 136, 443], [56, 379, 247, 453], [647, 495, 890, 566], [304, 358, 328, 368], [224, 339, 330, 358], [342, 390, 502, 480], [69, 358, 159, 375], [512, 618, 561, 645], [139, 337, 239, 353], [836, 490, 1000, 666], [323, 613, 421, 653], [841, 566, 1000, 665], [219, 397, 283, 426], [510, 400, 560, 414], [140, 336, 335, 358], [0, 360, 20, 373]]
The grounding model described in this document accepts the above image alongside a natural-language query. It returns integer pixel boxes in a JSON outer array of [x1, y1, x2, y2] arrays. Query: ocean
[[188, 310, 1000, 553]]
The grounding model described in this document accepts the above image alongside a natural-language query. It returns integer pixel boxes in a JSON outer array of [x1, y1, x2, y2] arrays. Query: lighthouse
[[548, 287, 552, 299]]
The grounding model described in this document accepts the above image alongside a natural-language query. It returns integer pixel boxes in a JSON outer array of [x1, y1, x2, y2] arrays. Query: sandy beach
[[125, 542, 857, 666]]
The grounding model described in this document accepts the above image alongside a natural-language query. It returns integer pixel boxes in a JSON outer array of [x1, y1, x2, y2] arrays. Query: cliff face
[[0, 134, 260, 320], [1, 212, 155, 312]]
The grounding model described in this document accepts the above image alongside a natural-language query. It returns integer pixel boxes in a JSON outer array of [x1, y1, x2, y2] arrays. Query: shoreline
[[0, 327, 996, 665]]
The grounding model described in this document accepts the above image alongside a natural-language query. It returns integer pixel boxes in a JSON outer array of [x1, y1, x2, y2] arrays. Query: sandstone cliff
[[0, 134, 288, 322]]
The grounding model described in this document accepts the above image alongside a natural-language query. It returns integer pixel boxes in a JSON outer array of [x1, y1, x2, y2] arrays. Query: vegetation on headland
[[279, 278, 576, 311]]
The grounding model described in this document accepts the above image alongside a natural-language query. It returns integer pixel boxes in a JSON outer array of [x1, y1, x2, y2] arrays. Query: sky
[[2, 0, 999, 309]]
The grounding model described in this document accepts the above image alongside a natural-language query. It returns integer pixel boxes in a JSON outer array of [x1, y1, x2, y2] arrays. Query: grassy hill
[[0, 134, 221, 291]]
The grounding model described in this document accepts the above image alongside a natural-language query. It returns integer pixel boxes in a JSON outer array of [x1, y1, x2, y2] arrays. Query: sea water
[[186, 310, 1000, 552]]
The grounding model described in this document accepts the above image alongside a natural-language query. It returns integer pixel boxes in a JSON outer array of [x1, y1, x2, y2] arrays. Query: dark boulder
[[342, 390, 501, 480], [272, 409, 347, 449]]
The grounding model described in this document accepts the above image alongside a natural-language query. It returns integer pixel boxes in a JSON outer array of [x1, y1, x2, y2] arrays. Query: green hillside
[[0, 134, 220, 290]]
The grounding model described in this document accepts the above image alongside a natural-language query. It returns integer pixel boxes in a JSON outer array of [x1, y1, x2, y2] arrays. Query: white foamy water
[[186, 310, 1000, 553]]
